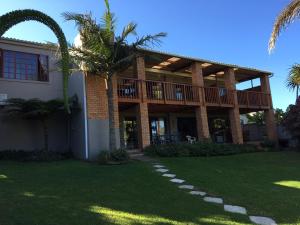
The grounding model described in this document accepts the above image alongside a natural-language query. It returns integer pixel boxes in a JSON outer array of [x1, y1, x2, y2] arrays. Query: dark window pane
[[2, 50, 47, 81]]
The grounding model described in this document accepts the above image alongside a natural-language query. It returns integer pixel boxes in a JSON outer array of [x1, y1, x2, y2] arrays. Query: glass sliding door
[[150, 117, 167, 144]]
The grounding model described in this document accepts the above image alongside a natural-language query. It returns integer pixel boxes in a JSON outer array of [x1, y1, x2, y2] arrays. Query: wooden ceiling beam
[[145, 68, 191, 77]]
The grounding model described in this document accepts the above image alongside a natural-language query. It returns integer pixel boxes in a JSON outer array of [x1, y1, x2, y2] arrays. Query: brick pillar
[[86, 76, 108, 120], [224, 68, 243, 144], [111, 75, 120, 130], [260, 75, 278, 143], [136, 56, 150, 149], [191, 62, 210, 140]]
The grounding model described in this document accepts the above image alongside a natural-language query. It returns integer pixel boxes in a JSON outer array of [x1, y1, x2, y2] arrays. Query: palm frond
[[287, 63, 300, 91], [269, 0, 300, 53], [121, 22, 137, 41], [133, 32, 167, 49], [101, 0, 116, 34]]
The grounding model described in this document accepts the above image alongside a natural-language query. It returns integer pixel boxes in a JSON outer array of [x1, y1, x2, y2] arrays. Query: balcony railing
[[237, 90, 269, 107], [117, 78, 270, 108], [204, 87, 234, 105], [145, 80, 200, 103], [117, 78, 140, 100]]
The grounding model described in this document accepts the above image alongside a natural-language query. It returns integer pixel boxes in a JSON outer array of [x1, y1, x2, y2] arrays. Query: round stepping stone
[[153, 165, 165, 168], [249, 216, 277, 225], [189, 191, 206, 196], [178, 185, 194, 190], [155, 168, 169, 173], [162, 174, 176, 178], [170, 178, 185, 184], [203, 196, 223, 204], [224, 205, 247, 215]]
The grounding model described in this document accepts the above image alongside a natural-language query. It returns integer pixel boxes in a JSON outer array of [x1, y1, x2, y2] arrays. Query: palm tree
[[287, 64, 300, 99], [63, 0, 166, 151], [269, 0, 300, 52]]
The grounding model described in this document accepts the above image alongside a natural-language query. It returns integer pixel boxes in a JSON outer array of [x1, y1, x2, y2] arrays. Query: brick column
[[224, 68, 243, 144], [191, 62, 210, 140], [136, 56, 150, 149], [260, 75, 278, 143]]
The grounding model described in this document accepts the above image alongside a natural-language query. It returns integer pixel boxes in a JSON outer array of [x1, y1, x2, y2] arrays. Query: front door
[[123, 118, 138, 149]]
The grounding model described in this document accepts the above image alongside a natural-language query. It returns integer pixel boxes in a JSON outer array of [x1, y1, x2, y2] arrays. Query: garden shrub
[[0, 150, 71, 161], [260, 139, 276, 149], [98, 149, 129, 164], [144, 142, 259, 158], [110, 149, 129, 162]]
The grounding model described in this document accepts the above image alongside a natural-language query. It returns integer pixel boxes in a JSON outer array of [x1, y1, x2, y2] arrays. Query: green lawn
[[0, 160, 252, 225], [160, 152, 300, 225]]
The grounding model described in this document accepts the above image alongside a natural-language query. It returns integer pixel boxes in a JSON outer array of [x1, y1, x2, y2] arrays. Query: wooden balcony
[[145, 80, 200, 105], [237, 90, 269, 109], [117, 78, 270, 109], [204, 87, 235, 106]]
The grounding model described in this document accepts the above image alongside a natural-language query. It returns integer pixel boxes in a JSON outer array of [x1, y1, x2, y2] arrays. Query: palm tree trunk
[[107, 75, 117, 151], [42, 119, 49, 151]]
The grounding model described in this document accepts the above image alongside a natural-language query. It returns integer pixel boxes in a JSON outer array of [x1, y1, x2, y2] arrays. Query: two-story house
[[0, 38, 277, 160]]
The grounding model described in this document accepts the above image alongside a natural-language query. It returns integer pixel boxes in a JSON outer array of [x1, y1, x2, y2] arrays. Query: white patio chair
[[186, 135, 196, 144]]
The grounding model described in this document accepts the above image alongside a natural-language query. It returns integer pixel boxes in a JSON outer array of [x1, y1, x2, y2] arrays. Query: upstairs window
[[0, 49, 49, 82]]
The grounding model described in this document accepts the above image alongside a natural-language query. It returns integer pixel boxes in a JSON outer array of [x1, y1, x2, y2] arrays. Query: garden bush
[[98, 149, 129, 164], [144, 142, 260, 158], [0, 150, 71, 161]]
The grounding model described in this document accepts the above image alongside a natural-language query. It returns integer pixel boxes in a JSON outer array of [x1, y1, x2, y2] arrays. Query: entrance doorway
[[123, 118, 138, 149], [177, 117, 197, 141], [150, 117, 167, 143], [208, 117, 232, 143]]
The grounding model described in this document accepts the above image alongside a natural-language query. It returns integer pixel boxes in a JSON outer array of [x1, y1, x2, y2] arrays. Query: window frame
[[0, 48, 49, 82]]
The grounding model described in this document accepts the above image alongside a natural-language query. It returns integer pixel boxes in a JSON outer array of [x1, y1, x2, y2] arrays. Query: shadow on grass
[[0, 160, 252, 225]]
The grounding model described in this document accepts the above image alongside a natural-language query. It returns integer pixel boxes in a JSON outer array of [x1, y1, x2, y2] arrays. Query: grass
[[0, 160, 253, 225], [160, 151, 300, 225]]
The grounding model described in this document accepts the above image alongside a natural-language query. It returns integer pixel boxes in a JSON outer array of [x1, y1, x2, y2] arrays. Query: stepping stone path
[[155, 168, 169, 173], [224, 205, 247, 215], [189, 191, 206, 196], [170, 178, 185, 184], [249, 216, 277, 225], [162, 174, 176, 178], [152, 163, 277, 225], [203, 196, 223, 204], [153, 165, 165, 168], [178, 185, 194, 190]]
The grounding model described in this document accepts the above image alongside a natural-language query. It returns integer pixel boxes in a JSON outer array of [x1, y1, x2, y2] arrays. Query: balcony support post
[[224, 68, 243, 144], [260, 75, 278, 144], [136, 56, 150, 149], [192, 62, 210, 140]]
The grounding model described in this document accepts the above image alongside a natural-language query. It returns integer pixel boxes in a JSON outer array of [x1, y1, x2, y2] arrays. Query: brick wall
[[85, 75, 108, 120]]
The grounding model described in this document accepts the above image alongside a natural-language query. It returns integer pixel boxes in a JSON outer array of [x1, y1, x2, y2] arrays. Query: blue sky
[[0, 0, 299, 110]]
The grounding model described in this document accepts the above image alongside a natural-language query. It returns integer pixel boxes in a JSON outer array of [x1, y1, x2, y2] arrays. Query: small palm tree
[[269, 0, 300, 52], [287, 64, 300, 99], [4, 98, 76, 151], [63, 0, 166, 150]]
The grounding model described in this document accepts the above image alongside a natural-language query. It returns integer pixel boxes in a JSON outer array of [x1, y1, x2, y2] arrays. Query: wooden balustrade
[[237, 90, 269, 107], [117, 78, 140, 100], [204, 87, 234, 105], [145, 80, 200, 103], [117, 78, 270, 108]]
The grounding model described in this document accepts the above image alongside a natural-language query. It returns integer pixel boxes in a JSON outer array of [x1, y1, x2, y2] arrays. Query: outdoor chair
[[186, 135, 196, 144]]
